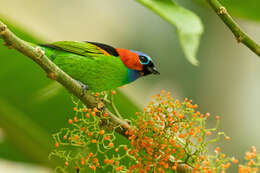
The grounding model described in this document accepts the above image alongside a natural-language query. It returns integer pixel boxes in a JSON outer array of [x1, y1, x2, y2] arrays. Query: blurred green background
[[0, 0, 259, 172]]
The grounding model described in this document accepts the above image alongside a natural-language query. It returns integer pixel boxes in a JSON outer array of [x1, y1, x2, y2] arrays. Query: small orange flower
[[88, 132, 93, 136], [248, 159, 255, 166], [89, 165, 96, 171], [93, 107, 98, 112], [203, 160, 210, 166], [99, 130, 105, 135], [206, 131, 212, 136], [225, 136, 230, 140], [75, 135, 79, 140], [68, 119, 73, 124], [108, 142, 114, 148], [88, 152, 94, 157], [104, 159, 109, 164], [193, 104, 198, 109], [215, 147, 221, 153], [232, 157, 238, 164], [104, 112, 108, 117], [172, 166, 177, 170], [251, 146, 257, 153], [81, 158, 85, 165], [109, 159, 114, 164]]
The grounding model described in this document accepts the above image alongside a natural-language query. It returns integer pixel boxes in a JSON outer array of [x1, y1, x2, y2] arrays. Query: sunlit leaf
[[137, 0, 204, 65]]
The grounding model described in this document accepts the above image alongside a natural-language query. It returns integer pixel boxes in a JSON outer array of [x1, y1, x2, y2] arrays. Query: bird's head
[[116, 48, 160, 77]]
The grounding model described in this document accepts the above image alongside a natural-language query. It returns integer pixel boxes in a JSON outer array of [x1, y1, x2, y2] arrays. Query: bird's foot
[[77, 80, 88, 96], [125, 119, 131, 125]]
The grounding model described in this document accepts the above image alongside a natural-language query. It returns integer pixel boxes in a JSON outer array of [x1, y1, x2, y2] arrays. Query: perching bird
[[38, 41, 159, 92]]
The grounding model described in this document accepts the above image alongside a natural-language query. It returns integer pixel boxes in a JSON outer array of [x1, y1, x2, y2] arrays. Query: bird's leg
[[76, 80, 88, 96], [124, 119, 132, 125]]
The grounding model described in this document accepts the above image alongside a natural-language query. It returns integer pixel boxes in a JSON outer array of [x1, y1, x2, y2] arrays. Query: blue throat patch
[[127, 69, 140, 82]]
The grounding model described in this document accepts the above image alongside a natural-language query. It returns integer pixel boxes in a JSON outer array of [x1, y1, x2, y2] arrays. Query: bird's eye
[[139, 56, 149, 64]]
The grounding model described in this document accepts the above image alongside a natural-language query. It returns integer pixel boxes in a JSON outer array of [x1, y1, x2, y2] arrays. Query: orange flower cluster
[[125, 90, 232, 173], [50, 92, 132, 172], [239, 146, 259, 173], [50, 90, 260, 173]]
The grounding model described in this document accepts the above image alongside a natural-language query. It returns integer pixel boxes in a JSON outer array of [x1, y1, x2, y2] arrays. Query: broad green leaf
[[137, 0, 204, 66], [219, 0, 260, 21]]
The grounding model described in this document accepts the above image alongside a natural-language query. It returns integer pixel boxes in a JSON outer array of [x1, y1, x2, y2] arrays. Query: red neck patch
[[116, 48, 142, 71]]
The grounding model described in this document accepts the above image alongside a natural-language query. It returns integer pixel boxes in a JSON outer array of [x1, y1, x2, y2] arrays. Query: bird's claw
[[77, 80, 88, 96], [125, 119, 131, 125]]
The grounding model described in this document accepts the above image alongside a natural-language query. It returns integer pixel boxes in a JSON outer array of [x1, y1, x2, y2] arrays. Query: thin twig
[[111, 93, 123, 118], [206, 0, 260, 57]]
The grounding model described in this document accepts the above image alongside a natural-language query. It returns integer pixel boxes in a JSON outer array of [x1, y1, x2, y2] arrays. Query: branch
[[0, 21, 191, 173], [0, 20, 130, 137], [206, 0, 260, 57]]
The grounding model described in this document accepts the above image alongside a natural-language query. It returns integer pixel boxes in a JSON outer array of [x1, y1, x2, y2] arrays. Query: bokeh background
[[0, 0, 260, 172]]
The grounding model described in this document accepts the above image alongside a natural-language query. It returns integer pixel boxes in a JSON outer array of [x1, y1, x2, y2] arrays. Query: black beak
[[148, 66, 160, 75]]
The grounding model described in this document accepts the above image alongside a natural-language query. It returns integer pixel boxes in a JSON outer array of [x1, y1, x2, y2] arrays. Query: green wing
[[41, 41, 108, 57]]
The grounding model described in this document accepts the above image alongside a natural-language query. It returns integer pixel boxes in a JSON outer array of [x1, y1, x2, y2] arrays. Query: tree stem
[[206, 0, 260, 56]]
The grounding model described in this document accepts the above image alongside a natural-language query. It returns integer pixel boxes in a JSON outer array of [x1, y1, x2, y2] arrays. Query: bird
[[38, 41, 160, 92]]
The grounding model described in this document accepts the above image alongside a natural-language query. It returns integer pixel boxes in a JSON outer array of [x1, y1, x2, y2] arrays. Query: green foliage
[[137, 0, 204, 66], [0, 99, 54, 166], [219, 0, 260, 21]]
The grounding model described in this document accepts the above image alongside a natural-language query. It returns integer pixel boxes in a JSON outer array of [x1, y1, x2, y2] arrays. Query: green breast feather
[[40, 42, 129, 92]]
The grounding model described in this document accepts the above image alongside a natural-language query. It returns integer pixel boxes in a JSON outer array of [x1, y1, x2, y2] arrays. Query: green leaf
[[137, 0, 204, 66], [219, 0, 260, 21]]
